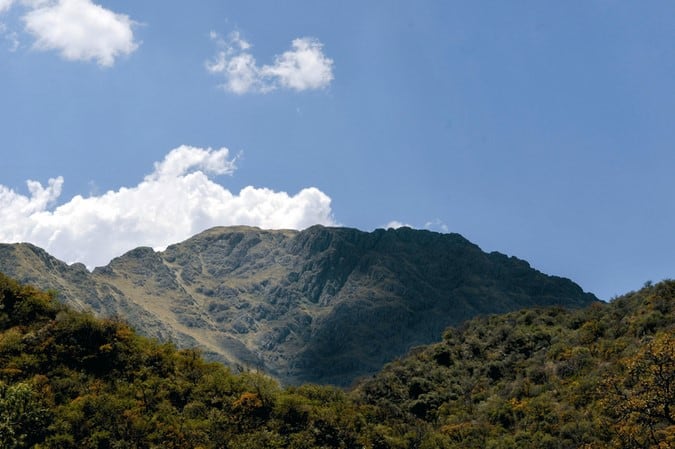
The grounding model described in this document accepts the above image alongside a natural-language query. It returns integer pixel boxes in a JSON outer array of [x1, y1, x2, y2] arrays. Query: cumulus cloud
[[22, 0, 138, 66], [206, 31, 333, 94], [385, 220, 412, 230], [384, 219, 449, 233], [261, 38, 335, 91], [0, 145, 336, 268]]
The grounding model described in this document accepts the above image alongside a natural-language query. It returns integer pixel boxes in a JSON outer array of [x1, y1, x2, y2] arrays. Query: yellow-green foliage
[[355, 281, 674, 449], [0, 272, 672, 448], [0, 272, 367, 449]]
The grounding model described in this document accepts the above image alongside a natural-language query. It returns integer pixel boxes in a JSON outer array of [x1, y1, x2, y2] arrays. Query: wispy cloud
[[0, 22, 19, 51], [206, 31, 334, 94], [22, 0, 138, 66], [425, 219, 449, 233], [0, 145, 336, 268]]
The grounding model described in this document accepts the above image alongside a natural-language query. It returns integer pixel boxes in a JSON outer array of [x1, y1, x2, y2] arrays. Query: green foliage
[[0, 381, 51, 449], [0, 271, 672, 448], [355, 279, 674, 448], [0, 273, 60, 330]]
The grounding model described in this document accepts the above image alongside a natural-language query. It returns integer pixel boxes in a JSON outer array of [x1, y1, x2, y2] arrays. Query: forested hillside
[[355, 280, 674, 448], [0, 272, 672, 448]]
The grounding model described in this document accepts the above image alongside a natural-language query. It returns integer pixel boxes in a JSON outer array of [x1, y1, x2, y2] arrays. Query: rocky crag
[[0, 225, 597, 385]]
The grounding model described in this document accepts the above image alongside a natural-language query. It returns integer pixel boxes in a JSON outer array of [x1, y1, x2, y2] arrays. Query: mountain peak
[[0, 226, 597, 385]]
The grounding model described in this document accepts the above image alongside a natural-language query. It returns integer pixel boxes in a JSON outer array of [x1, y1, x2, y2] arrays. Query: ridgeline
[[0, 226, 597, 385]]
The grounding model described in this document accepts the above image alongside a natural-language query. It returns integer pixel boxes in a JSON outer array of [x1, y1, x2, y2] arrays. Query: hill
[[354, 280, 674, 448], [0, 273, 672, 448], [0, 225, 597, 385]]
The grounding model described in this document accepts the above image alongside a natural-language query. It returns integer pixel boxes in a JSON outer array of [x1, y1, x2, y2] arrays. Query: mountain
[[0, 225, 597, 385], [0, 272, 671, 448]]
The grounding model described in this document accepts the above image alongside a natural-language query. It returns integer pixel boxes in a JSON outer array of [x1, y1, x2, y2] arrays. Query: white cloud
[[385, 219, 449, 233], [0, 0, 15, 13], [385, 220, 412, 229], [425, 219, 449, 233], [149, 145, 237, 180], [260, 38, 334, 91], [206, 32, 333, 94], [23, 0, 138, 67], [0, 145, 336, 268], [205, 32, 263, 94]]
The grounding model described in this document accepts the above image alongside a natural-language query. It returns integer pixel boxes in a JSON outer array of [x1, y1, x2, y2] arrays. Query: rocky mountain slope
[[0, 226, 597, 385]]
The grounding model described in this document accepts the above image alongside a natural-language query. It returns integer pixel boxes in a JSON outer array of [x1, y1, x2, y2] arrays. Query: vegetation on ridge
[[354, 280, 674, 448], [0, 272, 672, 448]]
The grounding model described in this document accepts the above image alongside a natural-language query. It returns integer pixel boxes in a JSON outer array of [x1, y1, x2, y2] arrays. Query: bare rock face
[[0, 226, 597, 385]]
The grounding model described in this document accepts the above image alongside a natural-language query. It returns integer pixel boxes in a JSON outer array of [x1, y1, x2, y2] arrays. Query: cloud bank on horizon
[[206, 31, 334, 94], [0, 146, 336, 268], [0, 0, 138, 66]]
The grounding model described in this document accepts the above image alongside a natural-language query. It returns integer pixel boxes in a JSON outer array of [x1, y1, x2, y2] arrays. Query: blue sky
[[0, 1, 673, 300]]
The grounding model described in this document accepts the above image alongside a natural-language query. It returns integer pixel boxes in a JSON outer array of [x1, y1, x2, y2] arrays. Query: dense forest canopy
[[0, 272, 672, 448]]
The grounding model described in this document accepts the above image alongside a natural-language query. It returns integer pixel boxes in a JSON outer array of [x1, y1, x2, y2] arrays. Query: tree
[[604, 331, 674, 448], [0, 382, 50, 449]]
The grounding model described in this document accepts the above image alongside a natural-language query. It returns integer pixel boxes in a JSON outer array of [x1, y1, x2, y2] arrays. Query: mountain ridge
[[0, 225, 597, 385]]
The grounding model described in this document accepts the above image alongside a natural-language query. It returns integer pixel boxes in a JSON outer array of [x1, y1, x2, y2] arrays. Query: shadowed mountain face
[[0, 226, 597, 385]]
